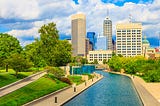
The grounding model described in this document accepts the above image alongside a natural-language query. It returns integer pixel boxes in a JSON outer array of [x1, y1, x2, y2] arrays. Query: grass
[[82, 73, 94, 80], [68, 75, 84, 85], [0, 74, 68, 106], [0, 69, 33, 88]]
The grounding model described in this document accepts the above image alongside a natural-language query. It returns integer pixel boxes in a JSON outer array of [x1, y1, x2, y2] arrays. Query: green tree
[[24, 40, 47, 68], [108, 56, 123, 72], [81, 58, 88, 65], [53, 40, 72, 66], [7, 53, 32, 78], [93, 59, 98, 64], [38, 22, 59, 66], [103, 59, 107, 64], [112, 52, 116, 56], [0, 33, 22, 72], [47, 67, 65, 79]]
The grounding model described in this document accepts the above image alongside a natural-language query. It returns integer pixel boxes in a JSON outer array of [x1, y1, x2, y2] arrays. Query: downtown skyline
[[0, 0, 160, 47]]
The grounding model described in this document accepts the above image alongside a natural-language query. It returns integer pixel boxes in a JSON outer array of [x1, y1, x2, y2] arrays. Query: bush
[[68, 75, 84, 85], [46, 67, 65, 79], [82, 73, 93, 79], [59, 77, 72, 85]]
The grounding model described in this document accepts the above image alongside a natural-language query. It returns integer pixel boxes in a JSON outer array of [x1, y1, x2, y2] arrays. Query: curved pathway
[[0, 71, 47, 97]]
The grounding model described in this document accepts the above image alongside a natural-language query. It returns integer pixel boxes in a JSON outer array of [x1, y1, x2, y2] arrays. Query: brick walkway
[[24, 74, 103, 106]]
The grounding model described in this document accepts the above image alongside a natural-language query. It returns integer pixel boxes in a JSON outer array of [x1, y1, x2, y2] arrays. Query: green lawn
[[82, 73, 94, 80], [0, 69, 33, 88], [0, 75, 68, 106], [68, 75, 84, 85]]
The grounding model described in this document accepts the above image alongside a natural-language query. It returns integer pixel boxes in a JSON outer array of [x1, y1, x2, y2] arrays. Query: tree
[[103, 59, 107, 64], [112, 52, 116, 56], [38, 22, 59, 66], [108, 56, 123, 72], [7, 53, 32, 78], [93, 59, 98, 64], [0, 33, 22, 72], [24, 40, 47, 68], [81, 58, 88, 65], [53, 40, 72, 66], [47, 67, 65, 79]]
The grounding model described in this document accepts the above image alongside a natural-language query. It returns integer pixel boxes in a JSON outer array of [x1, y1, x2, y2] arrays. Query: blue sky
[[0, 0, 159, 47]]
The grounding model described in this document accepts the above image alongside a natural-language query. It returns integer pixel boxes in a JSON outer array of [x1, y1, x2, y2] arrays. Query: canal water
[[63, 71, 143, 106]]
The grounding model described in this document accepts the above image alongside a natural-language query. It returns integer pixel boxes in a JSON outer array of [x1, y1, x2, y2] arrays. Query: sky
[[0, 0, 160, 47]]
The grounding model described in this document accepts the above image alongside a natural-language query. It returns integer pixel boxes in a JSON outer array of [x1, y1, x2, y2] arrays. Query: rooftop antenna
[[129, 14, 132, 23], [107, 8, 109, 17]]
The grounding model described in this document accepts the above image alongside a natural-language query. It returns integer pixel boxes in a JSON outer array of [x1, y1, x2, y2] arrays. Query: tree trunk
[[16, 71, 18, 78], [6, 64, 8, 72]]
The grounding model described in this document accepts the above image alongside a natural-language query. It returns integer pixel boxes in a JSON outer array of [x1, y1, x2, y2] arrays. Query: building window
[[99, 59, 102, 61], [90, 59, 93, 61], [90, 54, 93, 56]]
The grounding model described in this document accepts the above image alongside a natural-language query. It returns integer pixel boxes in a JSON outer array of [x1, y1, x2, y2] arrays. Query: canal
[[63, 71, 143, 106]]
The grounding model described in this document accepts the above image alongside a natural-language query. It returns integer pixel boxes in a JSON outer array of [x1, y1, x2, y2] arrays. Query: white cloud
[[1, 0, 160, 46], [0, 0, 40, 19], [8, 27, 39, 38]]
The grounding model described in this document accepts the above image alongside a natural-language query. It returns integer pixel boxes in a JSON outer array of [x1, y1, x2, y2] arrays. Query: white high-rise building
[[116, 23, 142, 57], [71, 13, 86, 56], [103, 17, 112, 50]]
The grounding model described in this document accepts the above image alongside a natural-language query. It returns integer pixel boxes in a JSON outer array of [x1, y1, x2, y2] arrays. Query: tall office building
[[95, 34, 108, 50], [71, 13, 86, 56], [87, 32, 96, 50], [116, 23, 142, 57], [103, 17, 112, 50]]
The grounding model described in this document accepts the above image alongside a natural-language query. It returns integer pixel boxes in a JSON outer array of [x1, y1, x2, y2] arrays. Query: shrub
[[46, 67, 65, 79], [59, 77, 72, 85]]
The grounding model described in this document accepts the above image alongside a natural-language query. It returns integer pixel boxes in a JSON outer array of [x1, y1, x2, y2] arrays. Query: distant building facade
[[87, 32, 96, 50], [116, 23, 142, 57], [103, 17, 112, 50], [87, 50, 112, 64], [71, 13, 86, 57], [95, 35, 107, 50], [85, 38, 90, 56], [66, 38, 72, 44], [142, 36, 150, 57]]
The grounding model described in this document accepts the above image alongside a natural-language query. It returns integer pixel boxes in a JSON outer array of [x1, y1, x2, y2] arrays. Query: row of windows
[[117, 36, 141, 38], [89, 57, 112, 61], [90, 56, 112, 59], [117, 49, 142, 50], [89, 54, 112, 56], [117, 51, 141, 53], [117, 30, 141, 32], [117, 33, 141, 35], [117, 53, 142, 56]]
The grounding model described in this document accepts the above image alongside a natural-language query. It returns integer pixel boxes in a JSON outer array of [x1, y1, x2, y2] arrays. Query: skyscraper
[[71, 13, 86, 56], [87, 32, 95, 50], [116, 22, 142, 57], [103, 17, 112, 50], [95, 34, 107, 50]]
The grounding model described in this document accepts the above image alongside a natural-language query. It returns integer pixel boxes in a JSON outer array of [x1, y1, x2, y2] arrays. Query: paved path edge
[[23, 86, 71, 106], [61, 75, 103, 106], [0, 70, 47, 91]]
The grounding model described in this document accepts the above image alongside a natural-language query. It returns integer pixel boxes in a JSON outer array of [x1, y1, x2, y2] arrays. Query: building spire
[[107, 8, 109, 17], [129, 14, 132, 23]]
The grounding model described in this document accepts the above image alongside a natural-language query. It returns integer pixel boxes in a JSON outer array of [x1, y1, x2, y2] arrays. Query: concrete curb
[[61, 75, 103, 106], [23, 74, 103, 106], [23, 86, 71, 106], [0, 70, 47, 91]]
